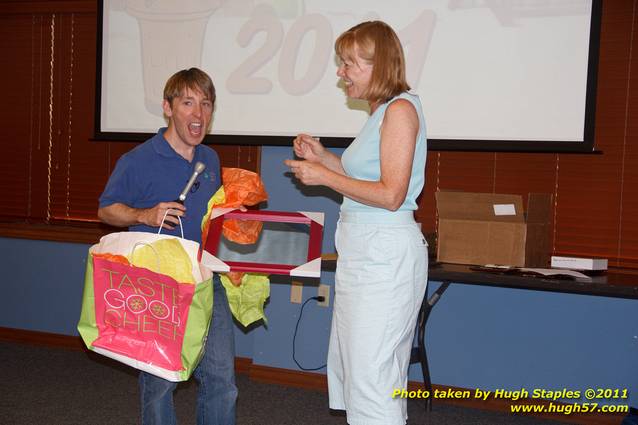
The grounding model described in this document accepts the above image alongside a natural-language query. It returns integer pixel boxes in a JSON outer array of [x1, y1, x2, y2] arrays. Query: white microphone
[[177, 161, 206, 203]]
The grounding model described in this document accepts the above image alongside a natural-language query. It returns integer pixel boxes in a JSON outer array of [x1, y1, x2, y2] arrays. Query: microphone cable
[[292, 296, 327, 371]]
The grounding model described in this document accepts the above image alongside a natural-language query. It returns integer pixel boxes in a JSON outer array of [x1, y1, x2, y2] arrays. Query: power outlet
[[317, 284, 330, 307], [290, 281, 303, 304]]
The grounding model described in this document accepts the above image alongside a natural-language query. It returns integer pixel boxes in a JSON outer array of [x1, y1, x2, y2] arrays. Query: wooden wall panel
[[437, 152, 496, 192], [213, 144, 262, 173], [48, 12, 112, 221], [0, 14, 41, 219], [617, 0, 638, 268], [414, 154, 439, 234], [620, 141, 638, 268], [554, 155, 623, 256], [493, 153, 557, 200], [0, 14, 53, 221]]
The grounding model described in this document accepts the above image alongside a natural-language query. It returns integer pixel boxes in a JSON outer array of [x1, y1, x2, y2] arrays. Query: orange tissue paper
[[201, 167, 268, 248]]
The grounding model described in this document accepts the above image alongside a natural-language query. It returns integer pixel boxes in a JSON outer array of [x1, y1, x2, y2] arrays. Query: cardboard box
[[436, 191, 552, 267]]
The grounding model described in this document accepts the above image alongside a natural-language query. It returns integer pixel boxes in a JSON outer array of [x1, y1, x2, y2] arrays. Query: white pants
[[328, 211, 428, 425]]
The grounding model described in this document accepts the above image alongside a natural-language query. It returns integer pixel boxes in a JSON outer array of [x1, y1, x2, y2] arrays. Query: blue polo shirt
[[99, 128, 221, 244]]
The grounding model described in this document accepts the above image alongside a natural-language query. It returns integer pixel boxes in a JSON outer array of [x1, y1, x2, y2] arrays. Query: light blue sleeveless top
[[340, 92, 427, 213]]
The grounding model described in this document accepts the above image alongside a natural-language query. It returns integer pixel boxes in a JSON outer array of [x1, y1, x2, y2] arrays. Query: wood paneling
[[618, 0, 638, 268]]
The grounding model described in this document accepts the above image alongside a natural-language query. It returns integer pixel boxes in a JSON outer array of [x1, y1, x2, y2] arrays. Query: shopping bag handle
[[129, 242, 162, 274], [158, 209, 184, 239]]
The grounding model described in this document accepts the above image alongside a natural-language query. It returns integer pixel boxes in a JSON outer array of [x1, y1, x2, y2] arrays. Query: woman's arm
[[293, 133, 346, 175], [285, 99, 419, 211]]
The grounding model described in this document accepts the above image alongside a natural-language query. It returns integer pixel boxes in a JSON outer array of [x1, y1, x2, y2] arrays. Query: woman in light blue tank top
[[285, 21, 428, 425]]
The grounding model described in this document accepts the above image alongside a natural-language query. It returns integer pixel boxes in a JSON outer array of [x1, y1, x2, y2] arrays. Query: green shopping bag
[[78, 231, 214, 382]]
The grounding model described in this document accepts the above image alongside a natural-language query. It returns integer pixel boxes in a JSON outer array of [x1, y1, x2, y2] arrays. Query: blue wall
[[1, 145, 637, 406]]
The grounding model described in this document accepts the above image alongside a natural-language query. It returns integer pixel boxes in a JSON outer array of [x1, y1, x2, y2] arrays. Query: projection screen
[[95, 0, 601, 152]]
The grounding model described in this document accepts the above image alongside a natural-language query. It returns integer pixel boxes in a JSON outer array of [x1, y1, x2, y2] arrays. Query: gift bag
[[78, 227, 213, 382]]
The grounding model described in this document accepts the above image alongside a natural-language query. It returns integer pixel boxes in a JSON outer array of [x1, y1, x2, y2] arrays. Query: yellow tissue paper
[[130, 239, 196, 284], [220, 273, 270, 327], [201, 186, 226, 232]]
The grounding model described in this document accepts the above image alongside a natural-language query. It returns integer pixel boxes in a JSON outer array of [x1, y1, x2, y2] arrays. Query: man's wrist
[[135, 207, 149, 227]]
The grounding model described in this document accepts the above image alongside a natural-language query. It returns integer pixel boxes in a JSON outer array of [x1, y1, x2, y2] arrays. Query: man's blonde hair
[[163, 68, 216, 106]]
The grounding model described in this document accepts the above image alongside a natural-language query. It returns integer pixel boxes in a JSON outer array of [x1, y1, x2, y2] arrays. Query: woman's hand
[[284, 159, 328, 186], [293, 134, 325, 164]]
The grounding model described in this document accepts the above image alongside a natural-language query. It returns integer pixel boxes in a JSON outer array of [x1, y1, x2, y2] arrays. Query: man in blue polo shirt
[[98, 68, 237, 425]]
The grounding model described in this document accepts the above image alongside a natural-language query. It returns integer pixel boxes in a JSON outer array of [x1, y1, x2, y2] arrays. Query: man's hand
[[99, 202, 185, 229], [138, 201, 186, 230]]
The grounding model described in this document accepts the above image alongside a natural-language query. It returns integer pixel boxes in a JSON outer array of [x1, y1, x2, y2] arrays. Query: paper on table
[[519, 268, 591, 280]]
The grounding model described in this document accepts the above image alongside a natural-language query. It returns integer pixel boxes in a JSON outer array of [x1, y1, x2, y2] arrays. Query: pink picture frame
[[200, 209, 324, 278]]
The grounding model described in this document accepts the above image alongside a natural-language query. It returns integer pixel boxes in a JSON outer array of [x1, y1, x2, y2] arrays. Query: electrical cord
[[292, 296, 327, 371]]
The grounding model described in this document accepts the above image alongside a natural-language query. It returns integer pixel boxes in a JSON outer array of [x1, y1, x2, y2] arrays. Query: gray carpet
[[0, 342, 565, 425]]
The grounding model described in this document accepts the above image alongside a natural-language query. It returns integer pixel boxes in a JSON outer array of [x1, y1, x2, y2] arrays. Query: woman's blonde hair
[[335, 21, 410, 104]]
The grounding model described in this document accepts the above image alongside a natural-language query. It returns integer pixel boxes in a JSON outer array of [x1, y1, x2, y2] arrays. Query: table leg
[[411, 280, 451, 411]]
